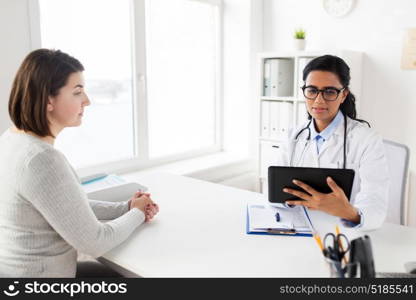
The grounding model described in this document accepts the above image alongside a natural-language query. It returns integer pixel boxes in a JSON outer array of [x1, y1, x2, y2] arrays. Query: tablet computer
[[268, 166, 355, 204]]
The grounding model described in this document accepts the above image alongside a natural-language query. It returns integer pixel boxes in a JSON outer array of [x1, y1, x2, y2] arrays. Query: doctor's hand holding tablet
[[276, 55, 389, 230], [283, 177, 358, 223]]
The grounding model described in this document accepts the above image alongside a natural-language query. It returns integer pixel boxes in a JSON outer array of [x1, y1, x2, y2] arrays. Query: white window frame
[[29, 0, 224, 175]]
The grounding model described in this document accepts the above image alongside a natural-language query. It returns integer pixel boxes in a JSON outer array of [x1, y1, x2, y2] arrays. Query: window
[[39, 0, 135, 167], [36, 0, 222, 169], [145, 0, 220, 158]]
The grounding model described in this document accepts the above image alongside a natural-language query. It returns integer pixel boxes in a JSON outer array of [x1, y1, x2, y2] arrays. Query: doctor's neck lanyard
[[290, 113, 347, 169]]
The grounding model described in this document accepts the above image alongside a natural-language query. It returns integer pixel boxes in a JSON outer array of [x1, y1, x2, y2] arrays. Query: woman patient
[[0, 49, 159, 277]]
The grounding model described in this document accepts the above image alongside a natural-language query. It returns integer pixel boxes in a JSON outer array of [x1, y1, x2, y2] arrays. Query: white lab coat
[[278, 116, 390, 231]]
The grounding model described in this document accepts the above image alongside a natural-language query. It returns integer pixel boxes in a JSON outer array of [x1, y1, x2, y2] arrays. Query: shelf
[[260, 96, 296, 102], [258, 50, 339, 59], [259, 137, 286, 143], [260, 97, 307, 103]]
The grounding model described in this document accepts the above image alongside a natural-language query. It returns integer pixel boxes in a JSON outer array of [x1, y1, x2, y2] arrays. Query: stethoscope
[[289, 112, 347, 169]]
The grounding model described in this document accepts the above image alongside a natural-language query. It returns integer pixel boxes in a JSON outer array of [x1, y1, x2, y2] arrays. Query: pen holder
[[349, 235, 376, 278], [325, 257, 358, 278]]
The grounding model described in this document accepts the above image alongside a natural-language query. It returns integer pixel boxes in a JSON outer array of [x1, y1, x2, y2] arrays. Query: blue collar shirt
[[309, 110, 343, 154]]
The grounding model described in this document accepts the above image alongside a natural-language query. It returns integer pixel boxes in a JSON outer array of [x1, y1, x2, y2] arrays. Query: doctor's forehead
[[305, 71, 342, 87]]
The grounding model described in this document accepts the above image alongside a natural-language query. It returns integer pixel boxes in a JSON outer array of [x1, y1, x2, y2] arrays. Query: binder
[[269, 102, 293, 140], [261, 101, 270, 138], [297, 102, 308, 126], [246, 203, 313, 237], [269, 101, 280, 140], [82, 174, 148, 202], [278, 102, 293, 138], [87, 182, 148, 203], [269, 59, 279, 97], [269, 58, 294, 97], [263, 59, 272, 97], [264, 58, 294, 97]]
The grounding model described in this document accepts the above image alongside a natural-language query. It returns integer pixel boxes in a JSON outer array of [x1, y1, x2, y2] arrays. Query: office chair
[[382, 139, 410, 225], [376, 140, 413, 278]]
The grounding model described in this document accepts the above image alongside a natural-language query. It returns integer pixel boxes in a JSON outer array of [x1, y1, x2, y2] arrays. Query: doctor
[[280, 55, 389, 231]]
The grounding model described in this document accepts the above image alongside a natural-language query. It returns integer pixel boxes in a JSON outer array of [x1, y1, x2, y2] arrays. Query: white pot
[[294, 39, 306, 51]]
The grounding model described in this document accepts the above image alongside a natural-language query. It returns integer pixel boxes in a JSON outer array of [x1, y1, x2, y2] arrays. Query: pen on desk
[[301, 207, 324, 253], [313, 234, 324, 252], [275, 212, 280, 222]]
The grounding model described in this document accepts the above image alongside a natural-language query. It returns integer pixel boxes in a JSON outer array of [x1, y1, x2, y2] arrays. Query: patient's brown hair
[[8, 49, 84, 137]]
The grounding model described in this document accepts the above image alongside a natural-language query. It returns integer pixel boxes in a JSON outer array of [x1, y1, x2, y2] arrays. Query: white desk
[[100, 172, 416, 277]]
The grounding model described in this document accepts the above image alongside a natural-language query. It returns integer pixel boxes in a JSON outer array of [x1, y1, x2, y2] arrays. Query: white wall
[[0, 0, 32, 131], [221, 0, 263, 188], [263, 0, 416, 226], [222, 0, 252, 157]]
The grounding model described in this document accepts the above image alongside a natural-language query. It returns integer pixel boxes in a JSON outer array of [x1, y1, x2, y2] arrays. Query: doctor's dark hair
[[302, 55, 370, 126], [9, 49, 84, 137]]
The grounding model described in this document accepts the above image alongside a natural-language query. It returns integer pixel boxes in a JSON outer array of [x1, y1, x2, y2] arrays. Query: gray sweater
[[0, 129, 144, 277]]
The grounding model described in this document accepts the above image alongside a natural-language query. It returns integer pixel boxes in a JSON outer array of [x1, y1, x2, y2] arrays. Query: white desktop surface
[[100, 172, 416, 277]]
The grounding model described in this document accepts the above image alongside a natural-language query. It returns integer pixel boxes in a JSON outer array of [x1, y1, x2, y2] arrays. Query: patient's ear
[[47, 96, 55, 112]]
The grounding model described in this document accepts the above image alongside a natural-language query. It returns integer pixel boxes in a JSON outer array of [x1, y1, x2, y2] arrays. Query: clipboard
[[246, 204, 312, 237]]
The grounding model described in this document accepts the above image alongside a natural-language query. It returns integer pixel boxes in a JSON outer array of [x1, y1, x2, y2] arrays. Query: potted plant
[[294, 28, 306, 51]]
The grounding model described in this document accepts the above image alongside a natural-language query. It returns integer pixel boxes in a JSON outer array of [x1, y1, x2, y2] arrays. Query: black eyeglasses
[[301, 85, 346, 101]]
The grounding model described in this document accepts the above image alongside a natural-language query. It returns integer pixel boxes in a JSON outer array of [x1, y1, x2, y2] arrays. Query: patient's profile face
[[47, 72, 91, 129], [304, 70, 348, 127]]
